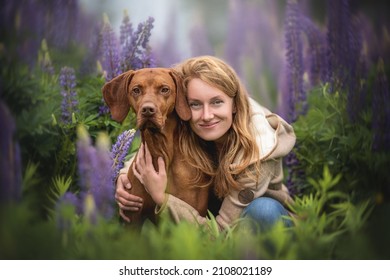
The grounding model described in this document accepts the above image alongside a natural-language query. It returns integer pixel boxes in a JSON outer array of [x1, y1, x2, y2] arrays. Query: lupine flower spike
[[284, 0, 305, 123], [101, 13, 121, 82], [59, 66, 78, 124], [110, 129, 137, 184]]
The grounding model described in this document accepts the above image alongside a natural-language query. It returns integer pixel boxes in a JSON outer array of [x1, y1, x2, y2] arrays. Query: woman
[[116, 56, 296, 231]]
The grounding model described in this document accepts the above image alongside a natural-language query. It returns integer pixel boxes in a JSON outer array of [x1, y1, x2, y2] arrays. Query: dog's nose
[[141, 105, 156, 117]]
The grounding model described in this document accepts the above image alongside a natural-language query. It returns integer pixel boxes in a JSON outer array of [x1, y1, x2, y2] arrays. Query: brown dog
[[102, 68, 210, 225]]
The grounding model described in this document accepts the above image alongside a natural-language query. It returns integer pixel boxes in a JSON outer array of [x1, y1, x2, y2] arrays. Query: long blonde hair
[[175, 56, 261, 198]]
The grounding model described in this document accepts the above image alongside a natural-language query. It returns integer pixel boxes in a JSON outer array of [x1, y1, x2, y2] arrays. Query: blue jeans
[[242, 197, 292, 231]]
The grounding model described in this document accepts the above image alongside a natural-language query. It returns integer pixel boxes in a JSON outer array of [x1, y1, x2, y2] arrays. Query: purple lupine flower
[[92, 133, 115, 219], [277, 61, 291, 122], [59, 66, 78, 124], [326, 0, 351, 91], [55, 192, 81, 230], [50, 0, 79, 49], [284, 151, 304, 195], [59, 192, 82, 214], [327, 0, 361, 95], [100, 14, 122, 82], [120, 16, 155, 72], [300, 14, 328, 86], [110, 129, 137, 184], [152, 9, 183, 67], [76, 126, 98, 192], [80, 23, 102, 76], [120, 10, 134, 49], [284, 0, 306, 123], [241, 0, 285, 105], [76, 126, 115, 220], [13, 0, 45, 68], [98, 102, 111, 116], [282, 0, 307, 195], [0, 101, 22, 203], [347, 15, 367, 123], [372, 59, 390, 152], [140, 49, 157, 68], [224, 0, 247, 72], [326, 0, 365, 123], [119, 10, 134, 72], [138, 17, 154, 49]]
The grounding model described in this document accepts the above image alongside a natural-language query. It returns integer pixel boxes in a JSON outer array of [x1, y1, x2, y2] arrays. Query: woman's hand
[[115, 173, 143, 223], [133, 143, 167, 206]]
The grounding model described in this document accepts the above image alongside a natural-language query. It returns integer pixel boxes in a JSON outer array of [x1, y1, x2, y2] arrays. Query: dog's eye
[[160, 86, 170, 95], [132, 87, 141, 96]]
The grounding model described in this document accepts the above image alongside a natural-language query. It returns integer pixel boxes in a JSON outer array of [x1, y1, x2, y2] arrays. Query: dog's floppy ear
[[169, 70, 191, 121], [102, 71, 134, 122]]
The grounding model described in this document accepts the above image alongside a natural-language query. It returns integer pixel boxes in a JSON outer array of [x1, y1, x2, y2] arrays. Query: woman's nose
[[202, 105, 213, 121]]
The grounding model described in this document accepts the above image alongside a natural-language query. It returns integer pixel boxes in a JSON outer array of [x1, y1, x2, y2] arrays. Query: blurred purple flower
[[284, 0, 306, 123], [284, 151, 304, 195], [55, 192, 81, 230], [76, 127, 97, 192], [50, 0, 79, 49], [80, 23, 103, 76], [68, 126, 116, 220], [59, 66, 78, 124], [372, 59, 390, 152], [120, 10, 134, 48], [152, 9, 183, 67], [326, 0, 366, 123], [300, 14, 328, 86], [224, 0, 247, 71], [223, 0, 284, 108], [100, 15, 122, 82], [0, 101, 22, 203], [98, 103, 111, 116], [326, 0, 352, 90], [2, 0, 94, 70], [110, 129, 137, 184], [92, 133, 116, 219]]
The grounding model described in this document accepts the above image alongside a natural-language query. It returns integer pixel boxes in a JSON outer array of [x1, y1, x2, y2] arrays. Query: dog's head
[[102, 68, 191, 131]]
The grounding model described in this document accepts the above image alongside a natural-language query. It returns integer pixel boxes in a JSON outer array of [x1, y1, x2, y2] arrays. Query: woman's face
[[187, 78, 235, 143]]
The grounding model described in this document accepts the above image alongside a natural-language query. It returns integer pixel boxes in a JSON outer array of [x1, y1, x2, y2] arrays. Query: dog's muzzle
[[138, 103, 163, 132]]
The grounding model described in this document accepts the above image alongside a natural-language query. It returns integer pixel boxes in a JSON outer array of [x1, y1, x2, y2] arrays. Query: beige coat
[[120, 98, 296, 230]]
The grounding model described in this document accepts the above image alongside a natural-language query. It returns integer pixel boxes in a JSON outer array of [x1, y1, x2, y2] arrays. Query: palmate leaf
[[51, 176, 72, 199], [46, 176, 73, 217]]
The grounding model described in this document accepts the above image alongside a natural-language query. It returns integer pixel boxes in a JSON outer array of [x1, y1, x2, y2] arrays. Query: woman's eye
[[189, 102, 201, 109], [161, 87, 170, 95], [132, 87, 141, 96], [212, 99, 223, 105]]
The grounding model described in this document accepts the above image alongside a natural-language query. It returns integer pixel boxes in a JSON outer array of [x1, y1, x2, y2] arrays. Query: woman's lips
[[199, 121, 219, 128]]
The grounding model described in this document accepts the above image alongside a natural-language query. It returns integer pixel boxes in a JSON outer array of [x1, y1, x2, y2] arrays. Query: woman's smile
[[199, 121, 219, 128]]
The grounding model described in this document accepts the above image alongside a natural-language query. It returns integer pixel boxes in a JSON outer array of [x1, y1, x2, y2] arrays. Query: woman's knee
[[242, 197, 291, 230]]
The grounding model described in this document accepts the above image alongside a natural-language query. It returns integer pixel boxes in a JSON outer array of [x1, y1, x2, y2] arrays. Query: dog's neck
[[140, 113, 178, 171]]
